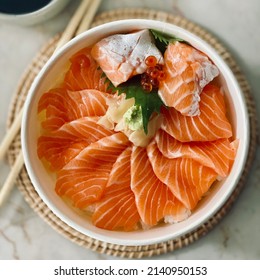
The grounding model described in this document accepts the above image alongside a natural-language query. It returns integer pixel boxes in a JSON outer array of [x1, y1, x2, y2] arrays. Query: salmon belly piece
[[156, 129, 238, 177], [37, 117, 114, 171], [55, 133, 130, 209], [91, 29, 163, 87], [38, 88, 110, 132], [131, 146, 190, 226], [62, 47, 109, 92], [147, 141, 218, 210], [158, 42, 219, 116], [161, 84, 233, 142], [92, 147, 141, 231]]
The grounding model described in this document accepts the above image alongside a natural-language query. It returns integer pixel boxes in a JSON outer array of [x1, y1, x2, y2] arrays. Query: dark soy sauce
[[0, 0, 52, 15]]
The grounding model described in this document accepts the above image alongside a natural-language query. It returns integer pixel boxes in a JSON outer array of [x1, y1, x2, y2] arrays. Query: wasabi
[[124, 105, 143, 131]]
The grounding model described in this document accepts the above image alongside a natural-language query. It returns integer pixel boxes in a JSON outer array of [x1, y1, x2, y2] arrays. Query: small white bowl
[[21, 19, 249, 246], [0, 0, 70, 25]]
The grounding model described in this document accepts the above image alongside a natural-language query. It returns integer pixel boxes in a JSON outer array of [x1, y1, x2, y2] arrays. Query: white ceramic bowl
[[21, 19, 249, 246], [0, 0, 70, 25]]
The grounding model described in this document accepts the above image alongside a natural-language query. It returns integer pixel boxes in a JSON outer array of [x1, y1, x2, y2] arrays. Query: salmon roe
[[157, 71, 167, 81], [145, 55, 158, 67], [142, 57, 166, 92]]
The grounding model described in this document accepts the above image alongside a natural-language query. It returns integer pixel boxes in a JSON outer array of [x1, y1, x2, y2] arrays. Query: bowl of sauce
[[0, 0, 70, 25]]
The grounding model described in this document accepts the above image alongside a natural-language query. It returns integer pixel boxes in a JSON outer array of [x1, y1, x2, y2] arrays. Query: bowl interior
[[21, 19, 249, 246]]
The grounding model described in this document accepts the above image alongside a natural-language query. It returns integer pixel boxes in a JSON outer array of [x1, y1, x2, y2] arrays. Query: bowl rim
[[21, 19, 250, 246]]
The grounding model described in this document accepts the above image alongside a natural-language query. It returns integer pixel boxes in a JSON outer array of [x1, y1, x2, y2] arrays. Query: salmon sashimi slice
[[38, 88, 110, 131], [155, 129, 238, 177], [37, 117, 114, 171], [131, 146, 190, 226], [158, 42, 219, 116], [147, 140, 218, 210], [62, 47, 109, 92], [91, 29, 163, 87], [92, 147, 141, 231], [161, 84, 233, 142], [56, 132, 130, 209]]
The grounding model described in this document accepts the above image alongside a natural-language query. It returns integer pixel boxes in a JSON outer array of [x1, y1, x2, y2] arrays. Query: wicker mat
[[6, 9, 258, 258]]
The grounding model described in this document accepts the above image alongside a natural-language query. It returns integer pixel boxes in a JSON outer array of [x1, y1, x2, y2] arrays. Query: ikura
[[145, 55, 157, 67], [142, 56, 166, 92]]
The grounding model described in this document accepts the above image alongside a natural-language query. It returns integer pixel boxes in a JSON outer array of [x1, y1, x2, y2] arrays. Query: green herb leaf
[[150, 29, 189, 53], [109, 76, 165, 134]]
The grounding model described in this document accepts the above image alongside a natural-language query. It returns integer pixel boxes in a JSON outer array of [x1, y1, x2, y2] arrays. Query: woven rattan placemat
[[6, 9, 257, 258]]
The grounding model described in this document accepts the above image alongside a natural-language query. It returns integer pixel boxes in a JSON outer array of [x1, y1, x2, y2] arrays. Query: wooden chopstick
[[0, 107, 24, 161], [76, 0, 102, 35], [0, 152, 24, 206], [0, 0, 102, 207], [54, 0, 92, 51]]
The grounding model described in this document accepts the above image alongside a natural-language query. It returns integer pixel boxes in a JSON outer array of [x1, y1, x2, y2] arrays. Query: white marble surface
[[0, 0, 260, 260]]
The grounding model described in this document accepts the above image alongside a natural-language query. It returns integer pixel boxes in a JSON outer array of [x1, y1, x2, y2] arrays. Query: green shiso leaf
[[109, 76, 165, 134], [150, 29, 189, 53]]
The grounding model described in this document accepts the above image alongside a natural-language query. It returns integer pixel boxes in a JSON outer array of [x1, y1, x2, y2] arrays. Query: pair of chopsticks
[[0, 0, 102, 207]]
